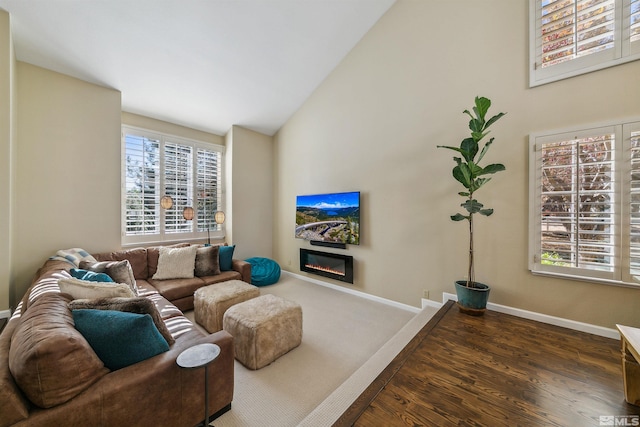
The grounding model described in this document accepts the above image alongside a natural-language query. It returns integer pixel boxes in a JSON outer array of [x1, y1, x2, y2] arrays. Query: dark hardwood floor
[[335, 300, 640, 427]]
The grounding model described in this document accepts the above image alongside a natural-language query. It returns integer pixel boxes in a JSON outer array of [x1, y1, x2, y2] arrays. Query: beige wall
[[7, 67, 263, 306], [274, 0, 640, 328], [226, 125, 273, 260], [12, 63, 122, 302], [122, 112, 224, 146], [0, 10, 15, 313]]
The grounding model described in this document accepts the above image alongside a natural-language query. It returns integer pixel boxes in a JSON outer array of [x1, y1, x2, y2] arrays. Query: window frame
[[529, 119, 640, 288], [529, 0, 640, 87], [121, 126, 225, 246]]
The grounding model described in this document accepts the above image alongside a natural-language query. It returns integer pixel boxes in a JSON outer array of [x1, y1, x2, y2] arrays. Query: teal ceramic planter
[[454, 280, 490, 316]]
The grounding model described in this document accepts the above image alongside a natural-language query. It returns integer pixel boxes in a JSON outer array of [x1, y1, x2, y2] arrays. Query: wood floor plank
[[333, 300, 453, 426], [336, 301, 640, 427]]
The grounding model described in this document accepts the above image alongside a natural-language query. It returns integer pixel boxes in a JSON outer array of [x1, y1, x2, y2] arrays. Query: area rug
[[186, 273, 439, 427]]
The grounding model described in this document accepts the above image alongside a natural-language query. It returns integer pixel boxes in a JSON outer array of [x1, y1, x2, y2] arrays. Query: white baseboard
[[282, 271, 421, 313], [442, 292, 619, 339], [278, 273, 619, 339], [421, 298, 443, 310], [0, 309, 11, 320]]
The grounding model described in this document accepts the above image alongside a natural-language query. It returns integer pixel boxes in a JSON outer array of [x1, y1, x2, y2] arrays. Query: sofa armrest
[[232, 259, 252, 283], [21, 330, 235, 427]]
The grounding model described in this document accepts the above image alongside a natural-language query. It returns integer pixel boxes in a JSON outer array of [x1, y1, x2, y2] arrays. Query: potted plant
[[437, 96, 506, 315]]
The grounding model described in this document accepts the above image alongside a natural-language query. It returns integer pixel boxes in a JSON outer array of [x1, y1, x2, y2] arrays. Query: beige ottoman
[[223, 294, 302, 370], [194, 280, 260, 333]]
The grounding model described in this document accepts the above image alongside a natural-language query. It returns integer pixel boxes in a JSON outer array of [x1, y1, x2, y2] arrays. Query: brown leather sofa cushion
[[8, 293, 109, 408], [93, 247, 148, 279], [147, 277, 206, 302], [0, 313, 30, 426]]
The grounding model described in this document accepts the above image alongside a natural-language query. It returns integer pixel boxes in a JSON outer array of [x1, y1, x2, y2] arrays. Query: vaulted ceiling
[[0, 0, 395, 136]]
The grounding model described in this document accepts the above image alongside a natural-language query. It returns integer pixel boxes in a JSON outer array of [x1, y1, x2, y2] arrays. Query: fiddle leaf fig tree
[[437, 96, 506, 289]]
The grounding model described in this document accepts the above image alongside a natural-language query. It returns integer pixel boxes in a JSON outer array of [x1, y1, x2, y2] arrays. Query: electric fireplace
[[300, 248, 353, 284]]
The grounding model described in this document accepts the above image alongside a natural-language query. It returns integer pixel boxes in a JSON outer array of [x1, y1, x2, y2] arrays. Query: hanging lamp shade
[[160, 195, 174, 209], [214, 211, 226, 224], [183, 207, 195, 220]]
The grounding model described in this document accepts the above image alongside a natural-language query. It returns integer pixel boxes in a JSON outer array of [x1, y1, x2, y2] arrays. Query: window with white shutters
[[628, 124, 640, 278], [124, 133, 160, 236], [196, 148, 222, 235], [164, 142, 193, 234], [626, 0, 640, 54], [530, 120, 640, 287], [530, 0, 640, 86], [122, 126, 224, 245]]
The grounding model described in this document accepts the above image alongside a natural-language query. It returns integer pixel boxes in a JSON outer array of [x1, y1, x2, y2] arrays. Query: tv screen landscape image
[[295, 191, 360, 245]]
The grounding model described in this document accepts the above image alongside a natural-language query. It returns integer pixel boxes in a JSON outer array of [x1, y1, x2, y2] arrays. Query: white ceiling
[[0, 0, 395, 136]]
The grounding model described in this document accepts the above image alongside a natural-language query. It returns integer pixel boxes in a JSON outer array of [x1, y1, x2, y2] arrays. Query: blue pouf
[[245, 257, 281, 286]]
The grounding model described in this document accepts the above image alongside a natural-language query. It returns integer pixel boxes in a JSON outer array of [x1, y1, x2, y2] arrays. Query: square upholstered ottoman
[[194, 280, 260, 333], [223, 294, 302, 370]]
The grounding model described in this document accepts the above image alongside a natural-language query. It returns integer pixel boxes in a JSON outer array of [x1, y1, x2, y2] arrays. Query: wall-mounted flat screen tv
[[295, 191, 360, 245]]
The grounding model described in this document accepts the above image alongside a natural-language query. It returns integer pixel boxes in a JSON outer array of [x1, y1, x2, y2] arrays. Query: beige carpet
[[185, 273, 439, 427]]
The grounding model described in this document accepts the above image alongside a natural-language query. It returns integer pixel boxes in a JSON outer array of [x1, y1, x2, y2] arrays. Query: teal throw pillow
[[219, 245, 235, 271], [70, 268, 114, 283], [72, 309, 169, 371]]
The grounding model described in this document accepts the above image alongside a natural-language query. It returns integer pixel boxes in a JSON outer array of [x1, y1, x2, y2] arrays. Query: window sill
[[530, 270, 640, 290], [121, 236, 226, 249]]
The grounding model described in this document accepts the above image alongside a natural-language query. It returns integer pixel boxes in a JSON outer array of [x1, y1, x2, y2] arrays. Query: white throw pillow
[[152, 245, 198, 280], [58, 277, 136, 300]]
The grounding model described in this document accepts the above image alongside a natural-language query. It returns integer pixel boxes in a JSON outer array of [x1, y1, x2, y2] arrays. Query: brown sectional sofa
[[93, 245, 251, 311], [0, 244, 251, 427]]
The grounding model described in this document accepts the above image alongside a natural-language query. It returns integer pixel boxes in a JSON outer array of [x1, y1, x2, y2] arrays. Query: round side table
[[177, 343, 221, 427]]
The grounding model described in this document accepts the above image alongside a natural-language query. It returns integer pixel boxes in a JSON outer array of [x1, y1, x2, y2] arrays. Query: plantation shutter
[[122, 126, 225, 245], [164, 142, 193, 234], [533, 127, 617, 279], [626, 0, 640, 55], [529, 0, 640, 85], [628, 124, 640, 278], [124, 133, 160, 236], [537, 0, 616, 67], [196, 148, 222, 233]]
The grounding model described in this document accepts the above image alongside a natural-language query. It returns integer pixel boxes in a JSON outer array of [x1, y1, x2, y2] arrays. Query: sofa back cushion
[[8, 293, 109, 408], [21, 260, 73, 313], [93, 247, 148, 279]]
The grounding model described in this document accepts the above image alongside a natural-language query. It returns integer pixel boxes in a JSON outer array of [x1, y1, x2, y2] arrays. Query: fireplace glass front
[[299, 248, 353, 284]]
